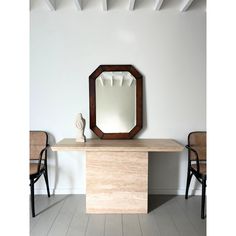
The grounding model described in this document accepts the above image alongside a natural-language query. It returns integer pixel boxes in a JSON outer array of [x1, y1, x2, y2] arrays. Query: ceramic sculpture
[[75, 113, 86, 142]]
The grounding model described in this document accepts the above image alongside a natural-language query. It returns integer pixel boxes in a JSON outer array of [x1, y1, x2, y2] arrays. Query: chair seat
[[30, 163, 44, 175], [192, 163, 206, 175]]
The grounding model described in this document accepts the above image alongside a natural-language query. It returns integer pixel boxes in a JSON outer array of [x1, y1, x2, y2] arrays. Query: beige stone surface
[[51, 138, 183, 213], [51, 138, 183, 152], [86, 151, 148, 213]]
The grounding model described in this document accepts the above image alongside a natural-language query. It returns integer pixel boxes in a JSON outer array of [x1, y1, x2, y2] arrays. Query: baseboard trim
[[149, 188, 202, 195], [35, 188, 201, 195], [34, 188, 85, 194]]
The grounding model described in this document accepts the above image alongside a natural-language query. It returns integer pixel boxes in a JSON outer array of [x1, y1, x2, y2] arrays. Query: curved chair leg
[[30, 179, 35, 217], [44, 169, 50, 198], [201, 177, 206, 219], [185, 169, 193, 199]]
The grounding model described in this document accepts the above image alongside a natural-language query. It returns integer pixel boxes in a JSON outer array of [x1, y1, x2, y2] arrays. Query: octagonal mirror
[[89, 65, 143, 139]]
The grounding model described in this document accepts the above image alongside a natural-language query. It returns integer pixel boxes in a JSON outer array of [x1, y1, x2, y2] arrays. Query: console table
[[51, 139, 183, 214]]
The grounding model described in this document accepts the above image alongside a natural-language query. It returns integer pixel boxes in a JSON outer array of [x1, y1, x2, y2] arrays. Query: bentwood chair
[[30, 131, 50, 217], [185, 131, 207, 219]]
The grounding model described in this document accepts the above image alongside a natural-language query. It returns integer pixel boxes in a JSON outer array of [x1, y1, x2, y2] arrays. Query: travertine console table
[[51, 139, 183, 214]]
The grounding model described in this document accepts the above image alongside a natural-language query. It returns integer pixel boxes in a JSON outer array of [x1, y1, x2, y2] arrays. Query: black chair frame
[[185, 132, 207, 219], [30, 133, 50, 217]]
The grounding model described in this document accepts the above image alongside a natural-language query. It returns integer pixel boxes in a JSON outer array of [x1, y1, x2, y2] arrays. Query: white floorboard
[[30, 195, 206, 236], [166, 198, 199, 236], [139, 213, 161, 236], [30, 195, 66, 236], [122, 215, 142, 236], [105, 215, 122, 236], [85, 214, 106, 236], [175, 196, 206, 236]]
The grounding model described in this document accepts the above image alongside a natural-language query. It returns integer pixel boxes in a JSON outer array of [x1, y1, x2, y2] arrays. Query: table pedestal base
[[86, 151, 148, 214]]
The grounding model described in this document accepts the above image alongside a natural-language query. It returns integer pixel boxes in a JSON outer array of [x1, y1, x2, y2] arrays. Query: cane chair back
[[188, 132, 206, 162]]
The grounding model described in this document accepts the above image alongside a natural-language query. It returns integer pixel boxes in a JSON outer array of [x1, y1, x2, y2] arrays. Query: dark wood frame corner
[[89, 65, 143, 139]]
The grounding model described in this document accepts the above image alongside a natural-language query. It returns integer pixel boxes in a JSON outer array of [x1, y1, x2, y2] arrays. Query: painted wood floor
[[30, 195, 206, 236]]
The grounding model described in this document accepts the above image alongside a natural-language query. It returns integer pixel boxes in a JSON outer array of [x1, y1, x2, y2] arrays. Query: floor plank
[[175, 196, 206, 236], [139, 213, 161, 236], [122, 215, 142, 236], [166, 198, 199, 236], [85, 214, 105, 236], [66, 196, 89, 236], [67, 213, 89, 236], [30, 195, 206, 236], [30, 195, 49, 232], [152, 202, 180, 236], [105, 215, 122, 236], [30, 195, 67, 236], [47, 195, 79, 236]]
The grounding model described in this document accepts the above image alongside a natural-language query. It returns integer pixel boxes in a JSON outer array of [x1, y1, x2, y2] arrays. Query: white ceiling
[[30, 0, 206, 12]]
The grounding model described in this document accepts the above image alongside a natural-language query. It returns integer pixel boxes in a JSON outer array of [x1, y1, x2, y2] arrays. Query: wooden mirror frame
[[89, 65, 143, 139]]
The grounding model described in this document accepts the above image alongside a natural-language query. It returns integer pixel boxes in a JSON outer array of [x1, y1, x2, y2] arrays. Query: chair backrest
[[188, 131, 206, 161], [30, 131, 48, 161]]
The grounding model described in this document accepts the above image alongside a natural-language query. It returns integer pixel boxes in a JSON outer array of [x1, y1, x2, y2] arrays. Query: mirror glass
[[96, 72, 136, 133]]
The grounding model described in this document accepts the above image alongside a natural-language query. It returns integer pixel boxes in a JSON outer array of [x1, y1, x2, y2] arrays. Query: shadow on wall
[[148, 152, 181, 212], [88, 129, 98, 139], [47, 132, 59, 195], [148, 152, 182, 194], [148, 149, 202, 207], [136, 75, 147, 138], [47, 132, 84, 195]]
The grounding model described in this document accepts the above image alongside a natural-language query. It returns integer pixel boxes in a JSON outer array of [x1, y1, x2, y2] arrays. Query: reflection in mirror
[[96, 72, 136, 133]]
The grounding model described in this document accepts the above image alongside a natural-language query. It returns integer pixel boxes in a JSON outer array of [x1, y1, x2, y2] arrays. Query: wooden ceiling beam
[[103, 0, 107, 11], [129, 0, 135, 11], [180, 0, 195, 12], [44, 0, 56, 11], [154, 0, 164, 11], [74, 0, 82, 10]]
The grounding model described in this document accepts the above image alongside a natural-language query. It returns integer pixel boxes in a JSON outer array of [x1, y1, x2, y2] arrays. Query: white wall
[[30, 0, 206, 195]]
